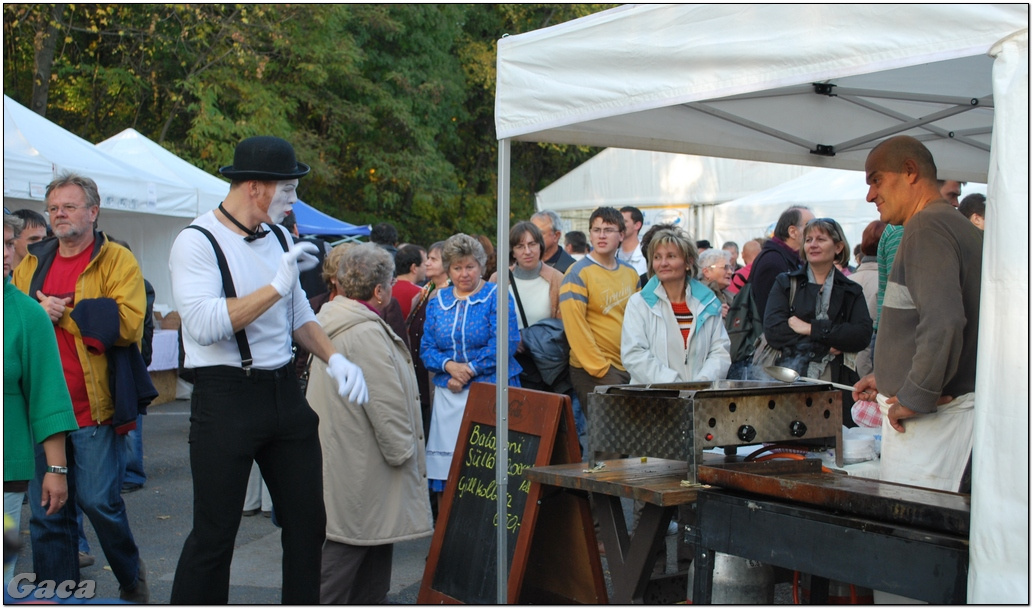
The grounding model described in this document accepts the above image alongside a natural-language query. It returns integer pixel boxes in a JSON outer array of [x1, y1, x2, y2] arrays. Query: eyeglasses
[[45, 204, 88, 216], [708, 264, 734, 272], [589, 227, 620, 236], [807, 217, 836, 225]]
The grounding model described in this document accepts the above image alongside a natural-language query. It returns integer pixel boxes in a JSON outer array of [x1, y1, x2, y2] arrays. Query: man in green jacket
[[4, 212, 78, 583]]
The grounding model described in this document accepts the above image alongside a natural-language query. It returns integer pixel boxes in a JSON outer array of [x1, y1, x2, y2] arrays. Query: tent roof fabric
[[293, 200, 370, 237], [4, 96, 196, 216], [535, 147, 813, 212], [496, 4, 1027, 183], [96, 128, 228, 216]]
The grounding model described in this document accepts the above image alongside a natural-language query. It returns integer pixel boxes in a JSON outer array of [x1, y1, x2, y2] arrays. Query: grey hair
[[530, 209, 564, 235], [336, 243, 394, 301], [441, 233, 486, 271], [697, 248, 731, 279], [4, 214, 25, 235], [46, 172, 101, 209]]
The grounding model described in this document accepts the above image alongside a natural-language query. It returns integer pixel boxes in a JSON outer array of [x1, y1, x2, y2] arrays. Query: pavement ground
[[10, 398, 795, 604]]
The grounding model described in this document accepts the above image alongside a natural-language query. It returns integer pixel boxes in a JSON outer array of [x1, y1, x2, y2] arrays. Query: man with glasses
[[559, 206, 641, 446], [12, 173, 150, 602]]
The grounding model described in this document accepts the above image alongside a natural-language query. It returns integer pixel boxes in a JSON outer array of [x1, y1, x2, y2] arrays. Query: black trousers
[[170, 365, 326, 604]]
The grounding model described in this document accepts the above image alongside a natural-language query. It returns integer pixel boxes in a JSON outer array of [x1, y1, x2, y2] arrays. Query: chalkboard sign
[[431, 425, 540, 603], [419, 382, 604, 604]]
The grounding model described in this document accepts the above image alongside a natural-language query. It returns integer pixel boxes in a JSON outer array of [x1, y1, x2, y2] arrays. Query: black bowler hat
[[219, 136, 310, 181]]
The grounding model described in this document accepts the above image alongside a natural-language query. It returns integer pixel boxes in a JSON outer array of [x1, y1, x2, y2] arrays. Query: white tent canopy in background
[[535, 147, 813, 242], [4, 98, 204, 311], [712, 167, 987, 254], [497, 4, 1028, 602], [96, 128, 227, 216]]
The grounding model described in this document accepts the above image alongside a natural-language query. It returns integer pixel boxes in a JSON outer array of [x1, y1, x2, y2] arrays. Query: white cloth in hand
[[327, 353, 369, 404], [271, 241, 321, 297]]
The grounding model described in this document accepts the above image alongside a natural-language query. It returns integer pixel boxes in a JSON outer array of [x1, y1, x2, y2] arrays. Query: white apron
[[425, 387, 470, 481], [877, 392, 975, 492]]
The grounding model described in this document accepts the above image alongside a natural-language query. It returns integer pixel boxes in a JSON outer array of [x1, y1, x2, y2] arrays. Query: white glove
[[271, 242, 321, 297], [327, 353, 369, 404]]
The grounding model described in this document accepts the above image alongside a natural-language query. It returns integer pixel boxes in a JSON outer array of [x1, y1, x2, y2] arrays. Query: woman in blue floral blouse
[[420, 233, 520, 491]]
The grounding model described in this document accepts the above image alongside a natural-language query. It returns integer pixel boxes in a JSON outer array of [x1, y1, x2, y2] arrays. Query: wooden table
[[526, 458, 698, 604]]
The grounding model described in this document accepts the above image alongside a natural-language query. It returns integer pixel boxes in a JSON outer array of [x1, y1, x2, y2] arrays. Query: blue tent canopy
[[293, 200, 370, 237]]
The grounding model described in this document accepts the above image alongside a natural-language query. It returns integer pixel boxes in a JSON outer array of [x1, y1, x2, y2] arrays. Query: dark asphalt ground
[[10, 398, 795, 604], [10, 399, 429, 604]]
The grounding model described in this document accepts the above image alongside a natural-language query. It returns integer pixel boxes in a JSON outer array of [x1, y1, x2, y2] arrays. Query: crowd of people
[[3, 134, 984, 603]]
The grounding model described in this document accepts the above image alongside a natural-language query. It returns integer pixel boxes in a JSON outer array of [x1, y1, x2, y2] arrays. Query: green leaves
[[3, 4, 613, 244]]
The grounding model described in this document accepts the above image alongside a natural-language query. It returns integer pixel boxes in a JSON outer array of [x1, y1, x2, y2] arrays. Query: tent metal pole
[[826, 87, 994, 108], [838, 95, 992, 152], [495, 137, 512, 604], [832, 102, 983, 153], [683, 101, 817, 150]]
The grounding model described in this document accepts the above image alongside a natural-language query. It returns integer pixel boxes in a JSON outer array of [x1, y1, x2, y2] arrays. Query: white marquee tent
[[535, 147, 813, 240], [93, 128, 230, 310], [4, 97, 205, 311], [496, 4, 1028, 602], [712, 167, 988, 255]]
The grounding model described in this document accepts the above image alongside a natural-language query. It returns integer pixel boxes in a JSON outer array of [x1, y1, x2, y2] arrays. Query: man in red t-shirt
[[12, 173, 149, 603], [392, 243, 426, 319]]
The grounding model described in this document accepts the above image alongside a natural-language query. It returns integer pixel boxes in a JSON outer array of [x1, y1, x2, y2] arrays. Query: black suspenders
[[184, 224, 289, 375]]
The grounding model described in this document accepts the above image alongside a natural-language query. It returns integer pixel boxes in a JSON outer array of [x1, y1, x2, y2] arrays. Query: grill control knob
[[737, 425, 757, 443], [789, 420, 808, 437]]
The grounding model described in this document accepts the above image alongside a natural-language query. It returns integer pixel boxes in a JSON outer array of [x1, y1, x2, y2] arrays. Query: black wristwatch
[[45, 465, 68, 475]]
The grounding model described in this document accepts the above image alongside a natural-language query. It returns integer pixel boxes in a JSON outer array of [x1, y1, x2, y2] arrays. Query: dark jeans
[[170, 365, 326, 604], [28, 425, 141, 589], [123, 414, 146, 488]]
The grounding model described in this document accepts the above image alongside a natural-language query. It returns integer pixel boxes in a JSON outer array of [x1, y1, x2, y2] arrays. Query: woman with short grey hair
[[440, 232, 487, 271], [307, 242, 433, 603], [420, 233, 521, 500], [335, 243, 394, 304], [697, 247, 734, 318]]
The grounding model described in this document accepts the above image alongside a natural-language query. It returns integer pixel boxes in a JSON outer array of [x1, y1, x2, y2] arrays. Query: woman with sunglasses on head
[[762, 218, 872, 425]]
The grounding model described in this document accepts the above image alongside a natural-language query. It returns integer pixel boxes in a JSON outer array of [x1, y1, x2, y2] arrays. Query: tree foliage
[[3, 4, 614, 245]]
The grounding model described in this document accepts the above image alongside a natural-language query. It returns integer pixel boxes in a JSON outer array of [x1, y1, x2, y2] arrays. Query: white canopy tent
[[4, 97, 203, 311], [713, 167, 988, 256], [535, 147, 813, 241], [95, 128, 227, 311], [96, 128, 227, 217], [496, 4, 1028, 602]]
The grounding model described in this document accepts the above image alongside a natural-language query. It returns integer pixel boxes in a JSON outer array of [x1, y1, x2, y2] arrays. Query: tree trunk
[[30, 3, 65, 116]]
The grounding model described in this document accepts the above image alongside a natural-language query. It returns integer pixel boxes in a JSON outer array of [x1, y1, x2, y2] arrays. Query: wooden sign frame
[[418, 383, 606, 604]]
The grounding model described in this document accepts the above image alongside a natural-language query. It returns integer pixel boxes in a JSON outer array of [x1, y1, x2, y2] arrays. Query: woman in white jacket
[[622, 228, 731, 384]]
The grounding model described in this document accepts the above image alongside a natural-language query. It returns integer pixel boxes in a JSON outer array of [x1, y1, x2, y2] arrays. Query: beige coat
[[308, 296, 433, 545]]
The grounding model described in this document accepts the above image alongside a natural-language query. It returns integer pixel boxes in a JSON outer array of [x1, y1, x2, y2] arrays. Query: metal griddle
[[587, 380, 844, 483]]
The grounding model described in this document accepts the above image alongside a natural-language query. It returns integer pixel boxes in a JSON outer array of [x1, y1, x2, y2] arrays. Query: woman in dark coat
[[762, 218, 872, 425]]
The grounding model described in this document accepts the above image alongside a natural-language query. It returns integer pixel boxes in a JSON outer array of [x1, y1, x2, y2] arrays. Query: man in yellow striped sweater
[[559, 207, 641, 449]]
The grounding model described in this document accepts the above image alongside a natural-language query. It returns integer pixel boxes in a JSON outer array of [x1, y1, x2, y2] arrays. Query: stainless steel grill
[[586, 380, 843, 482]]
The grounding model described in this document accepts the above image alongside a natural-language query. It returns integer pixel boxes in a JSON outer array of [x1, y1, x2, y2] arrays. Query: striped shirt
[[670, 300, 694, 347], [558, 255, 641, 377]]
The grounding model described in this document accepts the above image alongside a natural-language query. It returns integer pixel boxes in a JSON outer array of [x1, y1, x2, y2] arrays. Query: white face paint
[[266, 180, 299, 224]]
